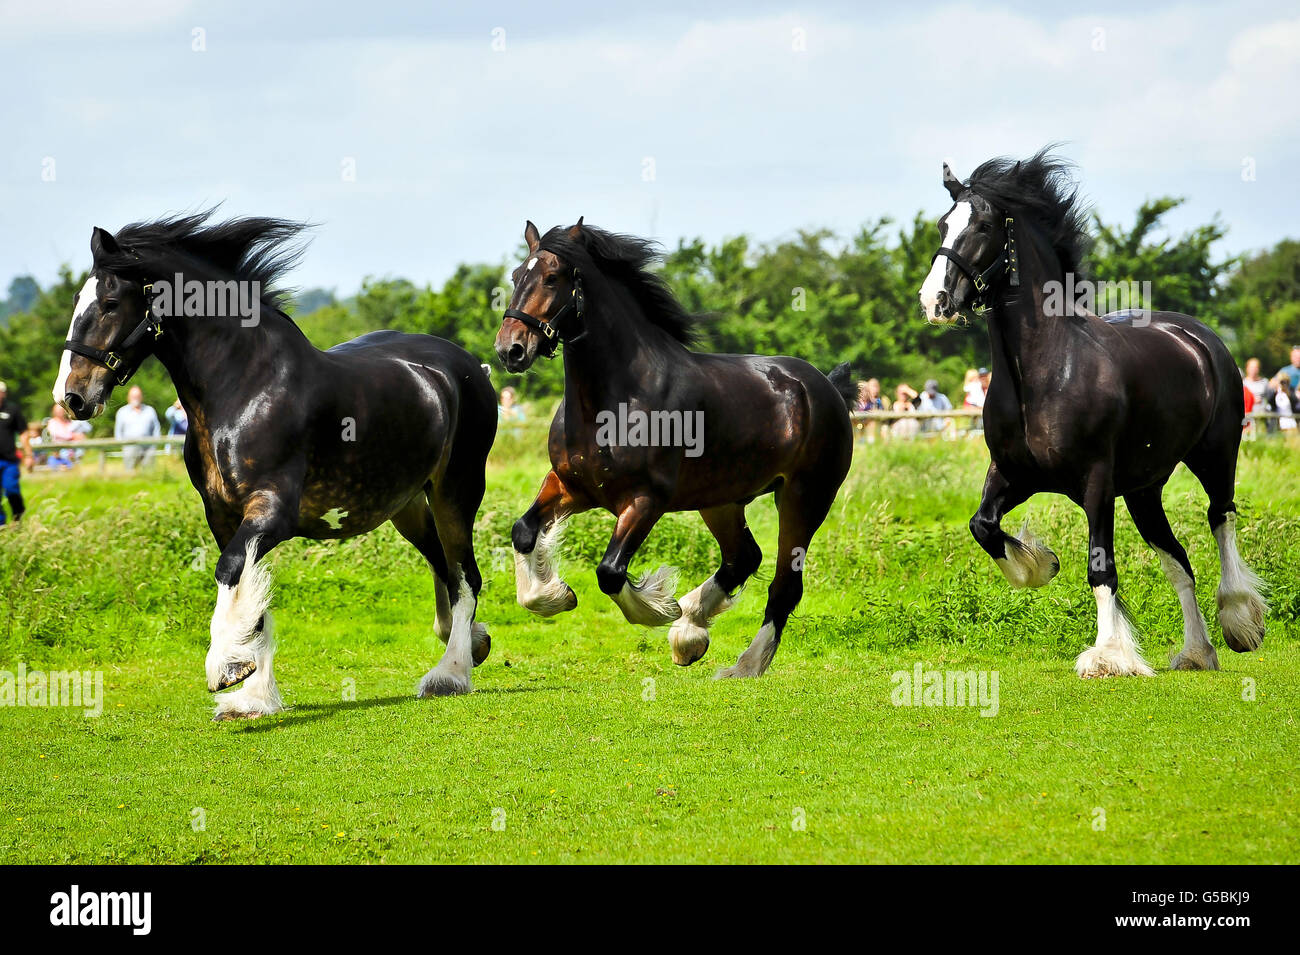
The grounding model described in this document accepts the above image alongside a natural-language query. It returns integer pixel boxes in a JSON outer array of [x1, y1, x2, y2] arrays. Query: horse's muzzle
[[498, 339, 533, 373]]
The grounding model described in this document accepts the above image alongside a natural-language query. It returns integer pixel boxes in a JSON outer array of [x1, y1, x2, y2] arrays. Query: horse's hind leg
[[1184, 440, 1267, 653], [667, 503, 762, 666], [716, 479, 829, 679], [417, 466, 490, 697], [391, 493, 489, 668], [1125, 485, 1218, 671], [970, 462, 1058, 588]]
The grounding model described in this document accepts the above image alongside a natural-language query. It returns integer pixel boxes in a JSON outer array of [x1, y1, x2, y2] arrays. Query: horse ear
[[524, 221, 541, 253], [567, 216, 584, 239], [942, 163, 963, 201], [91, 226, 120, 263]]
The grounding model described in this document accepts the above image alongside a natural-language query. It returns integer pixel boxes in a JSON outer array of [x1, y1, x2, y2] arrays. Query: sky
[[2, 0, 1298, 297]]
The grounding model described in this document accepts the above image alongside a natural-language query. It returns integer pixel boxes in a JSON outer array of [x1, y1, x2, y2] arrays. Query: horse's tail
[[826, 361, 857, 410]]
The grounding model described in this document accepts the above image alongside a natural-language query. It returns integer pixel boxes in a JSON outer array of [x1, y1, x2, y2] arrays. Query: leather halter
[[503, 267, 586, 358], [63, 282, 162, 386], [931, 216, 1021, 309]]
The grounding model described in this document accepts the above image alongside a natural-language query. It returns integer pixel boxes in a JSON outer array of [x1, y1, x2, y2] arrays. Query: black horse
[[495, 220, 853, 678], [53, 213, 496, 717], [918, 150, 1266, 677]]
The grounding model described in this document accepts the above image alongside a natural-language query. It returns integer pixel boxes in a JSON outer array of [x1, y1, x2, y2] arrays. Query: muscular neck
[[153, 309, 312, 413]]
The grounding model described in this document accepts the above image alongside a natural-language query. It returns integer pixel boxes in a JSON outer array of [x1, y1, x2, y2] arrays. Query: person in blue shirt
[[1277, 346, 1300, 392], [114, 386, 161, 470], [919, 379, 952, 434]]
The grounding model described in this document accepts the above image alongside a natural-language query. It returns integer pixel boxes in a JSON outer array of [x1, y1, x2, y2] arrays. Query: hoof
[[471, 623, 491, 667], [668, 620, 710, 666], [211, 659, 256, 691], [997, 535, 1059, 589], [1170, 646, 1220, 672], [417, 669, 471, 698], [519, 583, 577, 617], [713, 664, 755, 680], [212, 708, 267, 722], [612, 567, 682, 627], [1075, 646, 1155, 679], [1219, 590, 1266, 652]]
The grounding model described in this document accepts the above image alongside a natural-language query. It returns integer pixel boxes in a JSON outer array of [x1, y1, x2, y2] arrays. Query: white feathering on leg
[[1075, 585, 1155, 678], [1213, 514, 1267, 652], [212, 611, 283, 719], [667, 576, 735, 665], [515, 521, 576, 616], [206, 536, 274, 692], [611, 566, 682, 627]]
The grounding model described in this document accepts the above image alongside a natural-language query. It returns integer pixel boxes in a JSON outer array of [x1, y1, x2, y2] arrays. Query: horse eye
[[103, 299, 119, 310], [543, 275, 557, 287]]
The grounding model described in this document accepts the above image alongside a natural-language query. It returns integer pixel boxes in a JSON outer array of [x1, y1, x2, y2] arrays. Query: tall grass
[[2, 435, 1296, 667]]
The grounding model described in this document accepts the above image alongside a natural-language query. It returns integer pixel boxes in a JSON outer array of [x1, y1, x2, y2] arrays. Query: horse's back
[[1098, 310, 1238, 396]]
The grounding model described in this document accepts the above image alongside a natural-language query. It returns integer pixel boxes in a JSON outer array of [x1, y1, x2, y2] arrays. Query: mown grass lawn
[[1, 437, 1297, 863]]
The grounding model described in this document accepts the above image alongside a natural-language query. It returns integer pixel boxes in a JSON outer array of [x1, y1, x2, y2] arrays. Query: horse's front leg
[[1075, 469, 1154, 678], [969, 462, 1058, 588], [206, 494, 296, 719], [512, 469, 588, 616], [599, 495, 680, 627]]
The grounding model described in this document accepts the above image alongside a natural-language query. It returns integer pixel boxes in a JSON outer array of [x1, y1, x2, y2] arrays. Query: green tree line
[[2, 198, 1297, 429]]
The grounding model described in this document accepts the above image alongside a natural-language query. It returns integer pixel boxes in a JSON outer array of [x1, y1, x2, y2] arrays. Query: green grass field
[[1, 437, 1297, 863]]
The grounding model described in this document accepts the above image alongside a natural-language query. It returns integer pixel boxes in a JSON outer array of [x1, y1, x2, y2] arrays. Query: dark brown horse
[[52, 213, 496, 717], [918, 151, 1266, 677], [495, 220, 853, 677]]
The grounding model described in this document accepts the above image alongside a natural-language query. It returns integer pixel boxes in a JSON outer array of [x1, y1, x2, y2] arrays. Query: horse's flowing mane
[[96, 209, 311, 313], [965, 147, 1092, 277], [538, 224, 698, 345]]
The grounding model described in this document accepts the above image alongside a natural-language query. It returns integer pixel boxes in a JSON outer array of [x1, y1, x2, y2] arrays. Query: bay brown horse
[[53, 213, 496, 717], [918, 151, 1266, 677], [495, 220, 854, 677]]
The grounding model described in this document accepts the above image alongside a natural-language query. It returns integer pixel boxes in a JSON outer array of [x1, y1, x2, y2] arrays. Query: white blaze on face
[[918, 201, 972, 320], [53, 276, 98, 405], [526, 257, 538, 271]]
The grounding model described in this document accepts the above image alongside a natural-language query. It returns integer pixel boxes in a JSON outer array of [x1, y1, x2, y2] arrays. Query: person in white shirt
[[114, 386, 161, 469]]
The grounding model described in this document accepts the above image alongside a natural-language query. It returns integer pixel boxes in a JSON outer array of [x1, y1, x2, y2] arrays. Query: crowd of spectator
[[853, 368, 989, 442], [1, 347, 1297, 519], [3, 384, 189, 480], [1243, 348, 1299, 434]]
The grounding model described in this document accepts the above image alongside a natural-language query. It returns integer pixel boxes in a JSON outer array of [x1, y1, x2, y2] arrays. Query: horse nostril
[[508, 343, 525, 362], [936, 290, 950, 312], [65, 393, 85, 417]]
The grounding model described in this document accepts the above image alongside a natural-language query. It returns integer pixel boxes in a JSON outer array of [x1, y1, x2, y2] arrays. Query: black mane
[[965, 147, 1091, 277], [97, 209, 311, 314], [538, 224, 698, 346]]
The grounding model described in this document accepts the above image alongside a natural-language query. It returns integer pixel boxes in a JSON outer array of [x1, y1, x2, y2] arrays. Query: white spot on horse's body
[[919, 200, 972, 321], [322, 507, 348, 530], [53, 276, 97, 405]]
